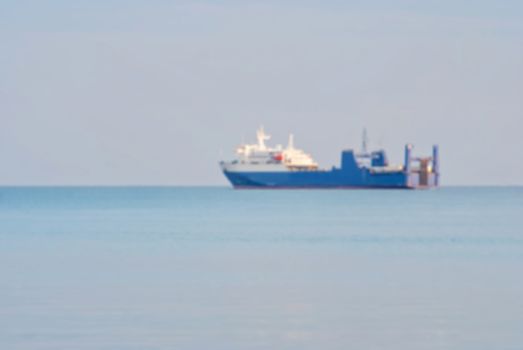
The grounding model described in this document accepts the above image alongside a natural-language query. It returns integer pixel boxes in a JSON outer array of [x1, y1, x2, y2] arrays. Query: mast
[[287, 134, 294, 150], [362, 128, 369, 155], [256, 126, 270, 150]]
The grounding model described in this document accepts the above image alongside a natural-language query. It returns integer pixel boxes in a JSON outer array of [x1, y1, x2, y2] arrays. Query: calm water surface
[[0, 187, 522, 349]]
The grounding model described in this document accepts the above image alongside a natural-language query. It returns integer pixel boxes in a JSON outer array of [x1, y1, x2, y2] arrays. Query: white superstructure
[[220, 127, 319, 173]]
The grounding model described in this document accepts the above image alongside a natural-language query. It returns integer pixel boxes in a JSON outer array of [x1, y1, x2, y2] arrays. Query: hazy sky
[[1, 0, 522, 185]]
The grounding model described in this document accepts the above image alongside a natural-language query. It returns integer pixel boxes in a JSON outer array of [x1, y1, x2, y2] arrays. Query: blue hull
[[222, 149, 439, 189], [224, 169, 433, 189]]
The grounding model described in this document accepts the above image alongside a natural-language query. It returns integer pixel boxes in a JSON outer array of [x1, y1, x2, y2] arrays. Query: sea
[[0, 186, 522, 350]]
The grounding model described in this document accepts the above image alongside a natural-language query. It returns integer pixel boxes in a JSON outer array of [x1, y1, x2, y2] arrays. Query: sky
[[1, 0, 522, 185]]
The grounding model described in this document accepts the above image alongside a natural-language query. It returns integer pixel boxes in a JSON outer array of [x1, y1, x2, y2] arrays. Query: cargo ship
[[220, 127, 439, 189]]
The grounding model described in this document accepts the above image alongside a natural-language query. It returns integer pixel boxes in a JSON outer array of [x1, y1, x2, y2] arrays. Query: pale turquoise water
[[1, 187, 522, 349]]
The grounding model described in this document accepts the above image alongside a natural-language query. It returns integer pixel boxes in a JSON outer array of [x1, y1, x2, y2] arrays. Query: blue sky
[[1, 0, 522, 185]]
